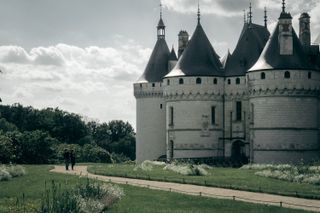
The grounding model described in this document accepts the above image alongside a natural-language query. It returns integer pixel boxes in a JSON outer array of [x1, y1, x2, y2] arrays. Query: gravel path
[[51, 165, 320, 212]]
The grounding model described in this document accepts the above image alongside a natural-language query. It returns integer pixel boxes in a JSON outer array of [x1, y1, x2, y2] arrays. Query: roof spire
[[197, 0, 201, 24], [160, 0, 163, 19], [264, 7, 267, 28], [243, 9, 247, 24], [282, 0, 286, 13], [249, 2, 252, 23]]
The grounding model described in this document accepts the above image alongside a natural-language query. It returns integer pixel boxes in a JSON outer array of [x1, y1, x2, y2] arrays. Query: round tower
[[248, 1, 320, 163], [134, 7, 169, 163], [163, 8, 225, 161]]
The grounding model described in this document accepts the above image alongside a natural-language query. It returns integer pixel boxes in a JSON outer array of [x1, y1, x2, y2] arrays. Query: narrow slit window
[[308, 72, 312, 79], [236, 101, 242, 121], [169, 107, 174, 126], [211, 106, 216, 125]]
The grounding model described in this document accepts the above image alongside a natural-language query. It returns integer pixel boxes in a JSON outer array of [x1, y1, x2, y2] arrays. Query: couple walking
[[63, 149, 76, 170]]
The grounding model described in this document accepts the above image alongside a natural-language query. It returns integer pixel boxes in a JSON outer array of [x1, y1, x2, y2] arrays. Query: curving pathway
[[51, 166, 320, 212]]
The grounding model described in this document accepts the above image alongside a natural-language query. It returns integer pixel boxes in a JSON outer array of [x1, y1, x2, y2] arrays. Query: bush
[[0, 166, 11, 181], [38, 179, 124, 213], [0, 165, 26, 181], [0, 134, 14, 164]]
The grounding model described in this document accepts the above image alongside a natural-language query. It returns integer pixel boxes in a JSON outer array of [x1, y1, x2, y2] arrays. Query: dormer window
[[284, 71, 290, 79], [179, 78, 184, 84], [196, 78, 202, 84]]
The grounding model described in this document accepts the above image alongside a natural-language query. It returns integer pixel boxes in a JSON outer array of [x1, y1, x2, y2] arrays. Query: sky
[[0, 0, 319, 128]]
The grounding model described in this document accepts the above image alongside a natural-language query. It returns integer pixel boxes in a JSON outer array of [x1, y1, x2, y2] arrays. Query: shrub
[[0, 166, 11, 181], [163, 163, 209, 176]]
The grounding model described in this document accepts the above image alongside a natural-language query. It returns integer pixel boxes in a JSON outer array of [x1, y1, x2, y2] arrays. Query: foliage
[[0, 164, 26, 181], [38, 178, 124, 213], [0, 104, 136, 164], [242, 164, 320, 185]]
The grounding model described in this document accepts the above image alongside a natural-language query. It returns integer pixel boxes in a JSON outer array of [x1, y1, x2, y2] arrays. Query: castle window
[[228, 79, 231, 84], [236, 101, 242, 121], [284, 71, 290, 79], [196, 78, 202, 84], [179, 78, 184, 84], [251, 103, 254, 124], [261, 72, 266, 80], [139, 83, 142, 88], [236, 78, 240, 85], [152, 83, 155, 87], [167, 79, 170, 85], [160, 104, 163, 109], [213, 78, 218, 84], [308, 72, 312, 79], [211, 106, 216, 125], [169, 106, 174, 126]]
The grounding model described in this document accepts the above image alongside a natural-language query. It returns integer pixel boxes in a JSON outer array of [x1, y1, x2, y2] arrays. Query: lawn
[[88, 163, 320, 199], [0, 165, 310, 213]]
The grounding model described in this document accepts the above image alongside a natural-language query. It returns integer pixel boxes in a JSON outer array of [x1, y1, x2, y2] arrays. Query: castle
[[133, 1, 320, 164]]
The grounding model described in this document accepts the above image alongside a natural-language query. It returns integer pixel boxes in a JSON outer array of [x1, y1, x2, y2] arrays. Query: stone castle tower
[[134, 0, 320, 164]]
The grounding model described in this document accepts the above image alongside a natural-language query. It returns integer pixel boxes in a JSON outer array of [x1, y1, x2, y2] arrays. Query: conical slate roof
[[165, 23, 223, 77], [158, 18, 165, 28], [221, 50, 231, 68], [169, 47, 178, 61], [225, 23, 270, 76], [249, 23, 316, 71], [137, 38, 170, 83]]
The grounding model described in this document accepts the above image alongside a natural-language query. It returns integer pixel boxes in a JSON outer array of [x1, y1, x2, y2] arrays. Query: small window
[[139, 83, 142, 88], [284, 71, 290, 79], [213, 78, 218, 84], [228, 79, 231, 84], [152, 83, 155, 87], [308, 72, 312, 79], [236, 101, 242, 121], [251, 103, 254, 124], [196, 78, 202, 84], [160, 104, 163, 109], [261, 72, 266, 80], [167, 79, 170, 85], [169, 107, 174, 126], [236, 78, 240, 85], [179, 78, 184, 84], [211, 106, 216, 125]]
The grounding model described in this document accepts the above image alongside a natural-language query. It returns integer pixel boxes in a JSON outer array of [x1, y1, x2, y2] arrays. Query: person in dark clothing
[[70, 150, 76, 170], [63, 149, 70, 170]]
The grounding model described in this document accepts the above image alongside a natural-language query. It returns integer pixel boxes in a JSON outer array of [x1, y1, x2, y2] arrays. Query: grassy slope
[[88, 164, 320, 198], [0, 165, 309, 213]]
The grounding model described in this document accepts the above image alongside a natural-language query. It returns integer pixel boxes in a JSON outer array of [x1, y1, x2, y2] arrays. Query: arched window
[[167, 79, 170, 85], [236, 78, 240, 85], [308, 72, 312, 79], [228, 79, 231, 85], [179, 78, 184, 84], [261, 72, 266, 80], [213, 78, 218, 84], [196, 77, 202, 84], [284, 71, 290, 79]]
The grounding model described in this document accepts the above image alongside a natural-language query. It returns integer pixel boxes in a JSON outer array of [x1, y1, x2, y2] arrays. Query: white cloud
[[0, 40, 152, 128]]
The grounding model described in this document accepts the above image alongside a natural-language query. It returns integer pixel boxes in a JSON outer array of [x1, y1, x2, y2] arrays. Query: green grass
[[88, 164, 320, 199], [0, 165, 310, 213]]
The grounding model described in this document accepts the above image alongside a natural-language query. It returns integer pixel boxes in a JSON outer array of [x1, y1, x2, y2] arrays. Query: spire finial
[[197, 0, 201, 24], [264, 7, 267, 28], [243, 10, 247, 24], [249, 2, 252, 23], [282, 0, 286, 13], [160, 0, 163, 19]]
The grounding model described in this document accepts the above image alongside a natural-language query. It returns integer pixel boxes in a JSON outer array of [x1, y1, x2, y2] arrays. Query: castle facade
[[134, 1, 320, 164]]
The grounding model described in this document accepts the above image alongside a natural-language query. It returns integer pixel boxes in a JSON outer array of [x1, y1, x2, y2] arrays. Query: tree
[[0, 133, 14, 163]]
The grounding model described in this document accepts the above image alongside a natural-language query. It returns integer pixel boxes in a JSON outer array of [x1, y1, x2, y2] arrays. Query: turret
[[168, 46, 178, 71], [299, 13, 311, 47], [178, 31, 189, 58], [278, 0, 293, 55]]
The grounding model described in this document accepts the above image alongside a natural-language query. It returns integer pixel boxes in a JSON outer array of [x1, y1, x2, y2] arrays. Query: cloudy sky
[[0, 0, 319, 128]]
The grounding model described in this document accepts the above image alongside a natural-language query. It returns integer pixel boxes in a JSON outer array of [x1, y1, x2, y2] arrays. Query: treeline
[[0, 104, 135, 164]]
